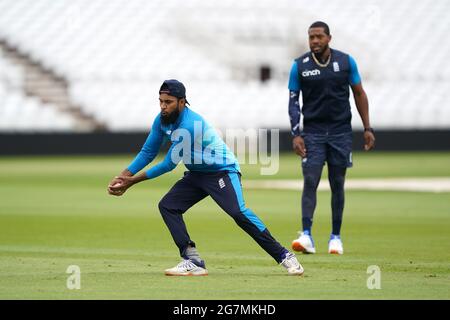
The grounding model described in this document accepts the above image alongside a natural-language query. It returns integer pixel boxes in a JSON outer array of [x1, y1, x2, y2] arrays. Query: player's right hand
[[363, 130, 375, 151], [107, 177, 125, 196], [293, 136, 307, 158]]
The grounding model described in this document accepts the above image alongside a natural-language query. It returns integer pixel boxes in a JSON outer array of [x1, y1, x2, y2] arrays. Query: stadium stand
[[0, 0, 449, 132], [0, 50, 78, 131]]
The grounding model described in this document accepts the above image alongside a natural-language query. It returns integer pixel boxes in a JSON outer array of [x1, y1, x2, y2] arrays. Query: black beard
[[312, 45, 330, 62], [161, 108, 180, 125]]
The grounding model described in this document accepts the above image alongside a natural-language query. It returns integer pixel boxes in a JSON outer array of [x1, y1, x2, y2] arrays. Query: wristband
[[364, 127, 374, 133]]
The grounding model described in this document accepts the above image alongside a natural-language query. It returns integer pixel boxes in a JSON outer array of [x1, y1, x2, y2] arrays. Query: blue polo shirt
[[288, 49, 361, 135]]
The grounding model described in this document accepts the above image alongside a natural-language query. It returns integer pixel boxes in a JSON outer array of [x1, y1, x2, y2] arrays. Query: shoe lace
[[177, 259, 196, 270], [329, 238, 342, 245], [281, 253, 300, 269]]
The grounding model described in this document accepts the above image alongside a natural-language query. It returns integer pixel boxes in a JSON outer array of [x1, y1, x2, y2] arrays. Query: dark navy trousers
[[158, 171, 288, 263]]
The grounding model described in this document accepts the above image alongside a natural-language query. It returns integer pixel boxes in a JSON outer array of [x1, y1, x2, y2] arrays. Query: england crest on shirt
[[333, 62, 340, 72]]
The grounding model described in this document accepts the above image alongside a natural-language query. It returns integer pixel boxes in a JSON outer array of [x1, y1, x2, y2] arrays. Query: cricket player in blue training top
[[108, 79, 303, 276], [288, 22, 376, 255]]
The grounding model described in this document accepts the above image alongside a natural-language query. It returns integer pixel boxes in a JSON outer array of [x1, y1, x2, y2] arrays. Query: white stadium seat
[[0, 0, 449, 132]]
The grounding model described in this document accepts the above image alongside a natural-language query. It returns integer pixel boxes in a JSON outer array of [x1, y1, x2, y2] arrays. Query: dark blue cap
[[159, 79, 189, 105]]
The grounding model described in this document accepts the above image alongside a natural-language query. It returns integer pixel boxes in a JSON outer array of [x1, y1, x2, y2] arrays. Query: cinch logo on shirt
[[302, 69, 320, 77]]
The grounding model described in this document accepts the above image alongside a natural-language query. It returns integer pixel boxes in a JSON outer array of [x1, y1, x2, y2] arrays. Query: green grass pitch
[[0, 152, 449, 299]]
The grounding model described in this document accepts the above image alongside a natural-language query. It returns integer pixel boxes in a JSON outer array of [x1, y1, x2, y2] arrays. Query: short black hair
[[309, 21, 330, 35]]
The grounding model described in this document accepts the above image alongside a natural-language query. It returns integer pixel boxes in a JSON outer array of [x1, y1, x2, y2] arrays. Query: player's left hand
[[108, 176, 135, 196], [363, 131, 375, 151]]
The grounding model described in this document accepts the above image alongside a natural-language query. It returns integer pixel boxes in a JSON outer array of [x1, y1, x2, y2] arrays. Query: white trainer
[[280, 252, 304, 276], [328, 235, 344, 255], [291, 232, 316, 254], [164, 259, 208, 276]]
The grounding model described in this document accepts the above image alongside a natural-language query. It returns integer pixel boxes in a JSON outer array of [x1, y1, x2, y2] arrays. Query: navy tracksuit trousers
[[158, 171, 288, 263]]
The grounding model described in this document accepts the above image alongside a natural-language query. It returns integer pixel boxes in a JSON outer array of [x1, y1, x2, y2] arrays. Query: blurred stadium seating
[[0, 50, 78, 131], [0, 0, 449, 132]]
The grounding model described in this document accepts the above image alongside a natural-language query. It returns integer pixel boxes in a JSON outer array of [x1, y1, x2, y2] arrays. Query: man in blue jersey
[[108, 79, 304, 276], [288, 22, 375, 255]]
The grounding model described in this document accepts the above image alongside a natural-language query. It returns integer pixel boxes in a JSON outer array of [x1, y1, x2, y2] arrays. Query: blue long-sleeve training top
[[127, 107, 240, 179]]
